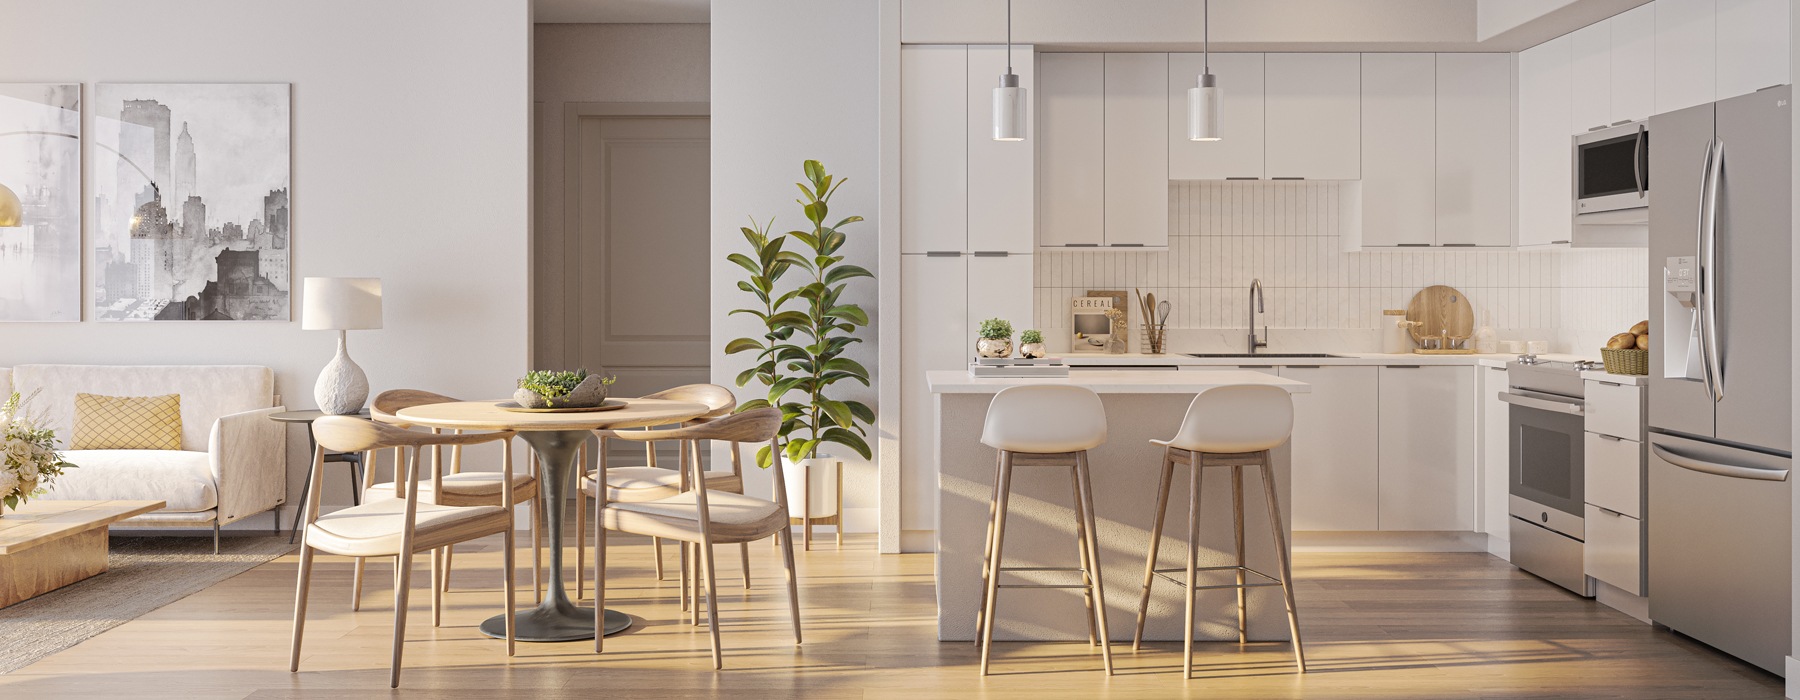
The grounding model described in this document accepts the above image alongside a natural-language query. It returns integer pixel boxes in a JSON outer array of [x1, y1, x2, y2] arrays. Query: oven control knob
[[1540, 512, 1549, 523]]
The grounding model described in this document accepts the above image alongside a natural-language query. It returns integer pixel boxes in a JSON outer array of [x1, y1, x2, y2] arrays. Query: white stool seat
[[365, 471, 537, 503], [1153, 384, 1293, 454], [980, 385, 1108, 454]]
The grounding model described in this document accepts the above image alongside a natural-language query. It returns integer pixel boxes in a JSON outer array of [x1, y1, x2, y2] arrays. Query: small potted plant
[[976, 318, 1014, 359], [1018, 329, 1047, 359], [514, 368, 617, 409]]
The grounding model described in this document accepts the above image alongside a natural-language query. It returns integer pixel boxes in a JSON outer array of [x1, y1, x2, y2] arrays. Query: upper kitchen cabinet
[[1518, 36, 1575, 247], [1103, 53, 1170, 247], [900, 45, 1035, 255], [1568, 20, 1613, 133], [1359, 53, 1436, 247], [1038, 53, 1106, 247], [900, 45, 967, 254], [1266, 53, 1360, 180], [967, 45, 1035, 254], [1435, 53, 1512, 247], [1168, 53, 1264, 180], [1568, 5, 1655, 135], [1655, 0, 1717, 113], [1716, 0, 1791, 99], [1039, 52, 1168, 248]]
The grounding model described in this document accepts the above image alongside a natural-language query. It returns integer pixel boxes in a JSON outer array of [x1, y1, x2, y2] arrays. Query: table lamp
[[302, 277, 383, 414]]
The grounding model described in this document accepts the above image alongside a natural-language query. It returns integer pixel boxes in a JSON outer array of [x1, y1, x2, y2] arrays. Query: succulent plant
[[1020, 329, 1044, 344], [978, 318, 1014, 340]]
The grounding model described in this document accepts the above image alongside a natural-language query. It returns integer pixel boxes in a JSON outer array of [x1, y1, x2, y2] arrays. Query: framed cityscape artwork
[[0, 84, 82, 322], [91, 83, 291, 321]]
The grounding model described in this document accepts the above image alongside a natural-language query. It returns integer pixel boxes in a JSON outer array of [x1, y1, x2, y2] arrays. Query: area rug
[[0, 535, 294, 674]]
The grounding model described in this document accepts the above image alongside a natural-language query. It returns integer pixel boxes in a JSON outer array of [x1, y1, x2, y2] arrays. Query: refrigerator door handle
[[1653, 443, 1789, 482], [1697, 138, 1725, 403]]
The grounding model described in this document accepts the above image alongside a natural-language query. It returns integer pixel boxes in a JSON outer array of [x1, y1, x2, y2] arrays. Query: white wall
[[712, 1, 883, 533], [0, 0, 533, 522]]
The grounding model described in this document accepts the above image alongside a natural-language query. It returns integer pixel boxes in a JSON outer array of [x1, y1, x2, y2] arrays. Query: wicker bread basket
[[1600, 348, 1649, 376]]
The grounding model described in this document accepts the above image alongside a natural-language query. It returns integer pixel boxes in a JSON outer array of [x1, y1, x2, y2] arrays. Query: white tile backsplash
[[1036, 180, 1649, 355]]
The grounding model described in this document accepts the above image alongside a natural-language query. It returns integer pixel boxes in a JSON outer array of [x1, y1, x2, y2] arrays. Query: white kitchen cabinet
[[1585, 379, 1644, 441], [967, 46, 1035, 254], [1103, 53, 1169, 247], [965, 254, 1035, 341], [1265, 53, 1361, 180], [1585, 503, 1644, 595], [1359, 53, 1436, 248], [1656, 0, 1718, 114], [1479, 365, 1512, 553], [1377, 365, 1477, 531], [1038, 53, 1106, 248], [1168, 52, 1265, 180], [1435, 53, 1513, 247], [1716, 0, 1790, 100], [1517, 36, 1574, 247], [898, 254, 967, 532], [1279, 366, 1379, 531], [900, 45, 967, 254], [1585, 432, 1644, 518], [1569, 21, 1614, 134], [1609, 4, 1656, 124]]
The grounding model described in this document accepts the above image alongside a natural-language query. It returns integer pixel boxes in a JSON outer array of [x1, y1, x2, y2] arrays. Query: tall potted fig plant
[[726, 160, 874, 519]]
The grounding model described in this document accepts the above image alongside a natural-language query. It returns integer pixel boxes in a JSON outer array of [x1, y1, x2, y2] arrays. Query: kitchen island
[[926, 370, 1310, 643]]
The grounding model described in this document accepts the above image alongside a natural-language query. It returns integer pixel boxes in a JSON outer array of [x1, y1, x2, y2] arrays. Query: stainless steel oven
[[1502, 357, 1598, 596], [1574, 120, 1650, 226]]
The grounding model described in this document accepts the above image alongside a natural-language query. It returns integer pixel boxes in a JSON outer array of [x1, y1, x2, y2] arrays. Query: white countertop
[[1052, 351, 1599, 369], [926, 369, 1312, 394]]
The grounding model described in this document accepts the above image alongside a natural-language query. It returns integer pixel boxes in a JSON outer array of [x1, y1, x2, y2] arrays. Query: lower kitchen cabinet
[[1479, 364, 1512, 549], [1585, 503, 1645, 595], [898, 254, 966, 534], [1279, 365, 1379, 530], [1377, 365, 1477, 530]]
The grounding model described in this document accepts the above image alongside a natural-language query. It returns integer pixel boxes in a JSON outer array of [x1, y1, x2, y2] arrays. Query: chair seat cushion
[[365, 471, 536, 503], [305, 498, 507, 556], [46, 449, 216, 513], [579, 467, 740, 503], [605, 490, 786, 542]]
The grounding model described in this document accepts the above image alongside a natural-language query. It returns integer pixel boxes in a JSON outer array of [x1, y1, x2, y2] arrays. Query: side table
[[270, 409, 370, 544]]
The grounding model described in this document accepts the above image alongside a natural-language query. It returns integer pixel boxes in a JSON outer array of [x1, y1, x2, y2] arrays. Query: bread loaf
[[1630, 320, 1649, 336], [1636, 333, 1649, 350], [1607, 333, 1638, 350]]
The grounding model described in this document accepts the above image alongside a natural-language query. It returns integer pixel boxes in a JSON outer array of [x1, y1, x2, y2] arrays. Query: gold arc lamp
[[0, 130, 160, 228]]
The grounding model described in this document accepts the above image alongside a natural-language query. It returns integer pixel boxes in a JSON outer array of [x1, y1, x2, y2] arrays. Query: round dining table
[[394, 397, 710, 642]]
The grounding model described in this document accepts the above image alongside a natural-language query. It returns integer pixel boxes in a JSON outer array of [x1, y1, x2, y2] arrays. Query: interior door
[[1713, 87, 1791, 452], [1646, 101, 1716, 438], [573, 116, 711, 457]]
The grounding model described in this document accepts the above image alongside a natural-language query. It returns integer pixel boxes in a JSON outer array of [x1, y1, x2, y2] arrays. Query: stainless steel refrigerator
[[1647, 86, 1792, 677]]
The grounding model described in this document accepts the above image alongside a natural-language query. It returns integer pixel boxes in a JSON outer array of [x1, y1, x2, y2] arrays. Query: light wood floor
[[0, 529, 1784, 699]]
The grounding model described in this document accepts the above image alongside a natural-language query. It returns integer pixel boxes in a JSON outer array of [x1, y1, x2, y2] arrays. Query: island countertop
[[925, 368, 1312, 394]]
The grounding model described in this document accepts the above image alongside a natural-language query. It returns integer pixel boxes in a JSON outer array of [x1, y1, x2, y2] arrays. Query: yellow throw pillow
[[71, 393, 183, 450]]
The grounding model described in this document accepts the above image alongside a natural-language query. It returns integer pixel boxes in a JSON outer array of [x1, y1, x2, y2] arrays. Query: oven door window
[[1577, 132, 1644, 199], [1510, 403, 1585, 517]]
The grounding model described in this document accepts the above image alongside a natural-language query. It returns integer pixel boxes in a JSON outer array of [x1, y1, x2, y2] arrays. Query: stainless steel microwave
[[1573, 120, 1649, 225]]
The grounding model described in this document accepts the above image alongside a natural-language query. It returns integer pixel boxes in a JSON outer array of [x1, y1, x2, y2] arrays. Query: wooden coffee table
[[0, 500, 164, 608]]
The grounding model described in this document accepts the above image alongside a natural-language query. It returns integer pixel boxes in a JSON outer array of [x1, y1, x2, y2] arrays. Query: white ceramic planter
[[783, 456, 841, 518]]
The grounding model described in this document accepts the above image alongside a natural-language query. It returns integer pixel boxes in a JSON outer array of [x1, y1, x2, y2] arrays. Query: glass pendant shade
[[993, 73, 1026, 141], [1188, 73, 1221, 141], [0, 182, 20, 227]]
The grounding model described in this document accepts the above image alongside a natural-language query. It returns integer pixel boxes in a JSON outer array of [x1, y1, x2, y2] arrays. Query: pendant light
[[1188, 0, 1222, 141], [993, 0, 1026, 141]]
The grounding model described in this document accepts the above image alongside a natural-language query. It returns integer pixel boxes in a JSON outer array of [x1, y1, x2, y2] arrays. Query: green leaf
[[832, 215, 865, 229], [818, 399, 853, 428], [737, 398, 772, 413], [821, 427, 873, 460], [755, 444, 774, 469], [734, 366, 761, 387], [724, 337, 764, 355], [727, 253, 762, 276], [823, 264, 873, 285], [824, 305, 869, 325], [844, 400, 876, 423]]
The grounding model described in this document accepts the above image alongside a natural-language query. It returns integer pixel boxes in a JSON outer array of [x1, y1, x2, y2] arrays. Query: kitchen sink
[[1182, 353, 1346, 359]]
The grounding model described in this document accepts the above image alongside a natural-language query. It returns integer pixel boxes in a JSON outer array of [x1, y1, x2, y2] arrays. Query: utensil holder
[[1140, 323, 1167, 355]]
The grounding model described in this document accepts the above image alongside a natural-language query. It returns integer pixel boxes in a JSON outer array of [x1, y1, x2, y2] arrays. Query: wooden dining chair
[[362, 389, 543, 609], [590, 407, 802, 669], [289, 416, 519, 688], [575, 384, 750, 603]]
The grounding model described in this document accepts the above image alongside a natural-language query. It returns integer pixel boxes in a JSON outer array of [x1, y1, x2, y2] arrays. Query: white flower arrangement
[[1, 391, 73, 513]]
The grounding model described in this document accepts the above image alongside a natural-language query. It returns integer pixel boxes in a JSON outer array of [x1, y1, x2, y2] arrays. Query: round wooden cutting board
[[1405, 285, 1474, 343]]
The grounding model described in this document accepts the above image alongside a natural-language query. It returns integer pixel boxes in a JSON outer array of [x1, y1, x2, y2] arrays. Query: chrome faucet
[[1248, 278, 1268, 354]]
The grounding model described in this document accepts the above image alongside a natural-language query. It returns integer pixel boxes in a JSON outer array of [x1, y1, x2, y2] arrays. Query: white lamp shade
[[301, 277, 383, 330], [993, 84, 1026, 141], [1188, 77, 1222, 141]]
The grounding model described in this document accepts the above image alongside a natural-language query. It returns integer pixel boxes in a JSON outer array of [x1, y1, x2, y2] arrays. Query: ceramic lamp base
[[315, 332, 369, 415]]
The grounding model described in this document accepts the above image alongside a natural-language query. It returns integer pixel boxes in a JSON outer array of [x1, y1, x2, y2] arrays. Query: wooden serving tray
[[496, 399, 628, 413]]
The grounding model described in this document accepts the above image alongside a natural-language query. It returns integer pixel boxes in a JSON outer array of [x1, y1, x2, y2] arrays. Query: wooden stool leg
[[1259, 460, 1306, 673], [1182, 458, 1202, 680], [1069, 463, 1099, 647], [351, 556, 366, 611], [1133, 449, 1177, 650], [1074, 451, 1114, 675], [740, 542, 752, 589], [391, 550, 415, 688], [679, 540, 691, 613], [441, 545, 456, 593], [974, 450, 1004, 648], [430, 547, 442, 628], [1232, 464, 1247, 645], [654, 537, 666, 581], [978, 452, 1015, 676], [577, 492, 587, 600], [288, 545, 316, 672]]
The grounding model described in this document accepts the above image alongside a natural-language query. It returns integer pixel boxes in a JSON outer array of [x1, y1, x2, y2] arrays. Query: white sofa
[[3, 365, 287, 549]]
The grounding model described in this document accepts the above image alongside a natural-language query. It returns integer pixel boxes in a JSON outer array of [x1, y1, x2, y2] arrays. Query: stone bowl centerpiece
[[514, 368, 617, 409]]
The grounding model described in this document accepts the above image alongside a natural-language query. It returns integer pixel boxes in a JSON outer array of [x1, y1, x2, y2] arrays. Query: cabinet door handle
[[1240, 365, 1275, 369], [1610, 119, 1633, 126], [1596, 506, 1626, 517], [1109, 243, 1145, 247], [1594, 433, 1624, 442], [1387, 365, 1423, 369], [972, 251, 1009, 257], [1286, 365, 1322, 369], [925, 251, 962, 257], [1396, 243, 1432, 247], [1588, 124, 1612, 131], [1442, 243, 1478, 247], [1271, 176, 1305, 180], [1550, 240, 1571, 245], [1064, 243, 1100, 247], [1226, 176, 1260, 180]]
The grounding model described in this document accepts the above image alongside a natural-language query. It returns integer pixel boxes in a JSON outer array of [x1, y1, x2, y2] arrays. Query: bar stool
[[974, 385, 1114, 676], [1129, 384, 1305, 678]]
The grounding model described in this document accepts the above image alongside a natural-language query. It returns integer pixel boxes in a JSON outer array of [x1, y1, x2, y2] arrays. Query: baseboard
[[1486, 535, 1511, 561], [1787, 656, 1799, 697], [899, 529, 935, 553], [1593, 580, 1650, 623], [1293, 530, 1489, 553]]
